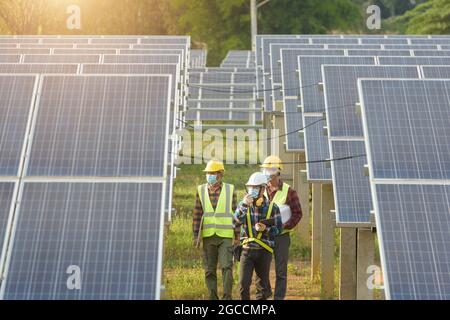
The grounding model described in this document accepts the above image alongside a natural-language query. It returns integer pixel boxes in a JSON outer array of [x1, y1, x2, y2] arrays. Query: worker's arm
[[283, 187, 303, 230], [234, 200, 248, 226], [192, 191, 203, 243], [268, 204, 283, 236]]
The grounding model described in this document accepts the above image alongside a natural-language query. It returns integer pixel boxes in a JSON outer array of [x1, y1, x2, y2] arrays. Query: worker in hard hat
[[234, 172, 283, 300], [256, 155, 303, 300], [192, 159, 238, 300]]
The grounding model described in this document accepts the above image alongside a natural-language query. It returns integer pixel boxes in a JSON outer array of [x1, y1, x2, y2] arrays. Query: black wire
[[187, 82, 318, 94], [176, 117, 325, 142], [171, 150, 366, 166]]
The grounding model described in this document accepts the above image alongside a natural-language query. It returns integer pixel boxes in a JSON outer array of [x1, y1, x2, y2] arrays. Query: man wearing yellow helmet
[[258, 155, 303, 300], [192, 159, 238, 300]]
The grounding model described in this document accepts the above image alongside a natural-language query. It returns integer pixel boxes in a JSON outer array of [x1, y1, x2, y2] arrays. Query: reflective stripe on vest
[[242, 202, 274, 253], [198, 183, 234, 239], [266, 182, 292, 234]]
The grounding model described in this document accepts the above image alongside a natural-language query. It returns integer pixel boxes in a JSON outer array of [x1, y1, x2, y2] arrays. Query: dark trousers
[[239, 248, 272, 300], [202, 235, 234, 300], [256, 232, 291, 300]]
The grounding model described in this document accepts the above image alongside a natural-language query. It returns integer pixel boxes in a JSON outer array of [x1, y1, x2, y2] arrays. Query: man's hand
[[244, 194, 253, 206], [255, 222, 266, 232]]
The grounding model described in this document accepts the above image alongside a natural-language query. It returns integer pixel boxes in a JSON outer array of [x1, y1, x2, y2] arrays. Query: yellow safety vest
[[242, 202, 275, 253], [265, 182, 292, 234], [198, 183, 235, 239]]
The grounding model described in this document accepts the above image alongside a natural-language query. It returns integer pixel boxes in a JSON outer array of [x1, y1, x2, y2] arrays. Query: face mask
[[207, 174, 217, 185], [248, 188, 260, 199]]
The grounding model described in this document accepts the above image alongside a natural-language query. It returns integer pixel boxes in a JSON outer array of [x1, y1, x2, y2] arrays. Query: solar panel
[[0, 181, 15, 271], [327, 44, 381, 49], [411, 38, 450, 45], [422, 66, 450, 78], [330, 140, 371, 225], [0, 64, 79, 74], [0, 55, 21, 63], [0, 49, 50, 54], [311, 38, 358, 44], [360, 38, 408, 44], [298, 56, 375, 113], [141, 38, 189, 45], [303, 116, 330, 182], [0, 39, 38, 44], [91, 38, 138, 44], [42, 38, 89, 44], [26, 75, 172, 178], [103, 54, 180, 64], [283, 99, 304, 151], [384, 44, 438, 50], [53, 49, 117, 55], [359, 79, 450, 180], [0, 75, 38, 177], [358, 79, 450, 299], [76, 44, 130, 49], [379, 56, 450, 66], [81, 64, 180, 102], [347, 50, 411, 56], [1, 181, 165, 300], [20, 44, 74, 49], [322, 65, 420, 137], [23, 54, 100, 64], [189, 85, 255, 100], [414, 50, 450, 57]]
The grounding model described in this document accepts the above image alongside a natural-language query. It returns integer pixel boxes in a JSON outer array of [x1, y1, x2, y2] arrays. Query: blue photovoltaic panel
[[81, 64, 179, 102], [322, 65, 420, 137], [0, 64, 78, 74], [303, 116, 330, 181], [411, 38, 450, 45], [379, 56, 450, 66], [103, 55, 180, 64], [384, 44, 438, 50], [373, 184, 450, 300], [347, 50, 411, 56], [23, 55, 100, 63], [359, 79, 450, 180], [53, 49, 117, 55], [27, 75, 171, 178], [330, 140, 372, 225], [328, 44, 381, 49], [298, 56, 375, 113], [311, 38, 358, 44], [414, 50, 450, 57], [422, 66, 450, 78], [0, 182, 15, 265], [284, 99, 304, 151], [0, 75, 38, 176], [1, 182, 164, 300], [360, 38, 408, 44]]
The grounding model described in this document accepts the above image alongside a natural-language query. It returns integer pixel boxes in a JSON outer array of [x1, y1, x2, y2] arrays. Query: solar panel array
[[187, 58, 261, 124], [256, 34, 450, 300], [0, 35, 191, 300]]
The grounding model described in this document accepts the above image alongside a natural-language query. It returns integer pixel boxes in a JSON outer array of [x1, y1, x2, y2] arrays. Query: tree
[[393, 0, 450, 34]]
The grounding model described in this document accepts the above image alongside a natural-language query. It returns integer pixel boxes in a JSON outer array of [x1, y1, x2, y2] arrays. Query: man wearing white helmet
[[234, 172, 283, 300]]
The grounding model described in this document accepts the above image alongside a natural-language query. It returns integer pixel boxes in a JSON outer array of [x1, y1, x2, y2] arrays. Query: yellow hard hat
[[203, 159, 225, 172], [260, 155, 283, 170]]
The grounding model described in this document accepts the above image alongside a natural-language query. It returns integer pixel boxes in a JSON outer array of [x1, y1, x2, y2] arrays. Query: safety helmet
[[245, 172, 268, 186], [260, 155, 283, 170], [203, 159, 225, 172]]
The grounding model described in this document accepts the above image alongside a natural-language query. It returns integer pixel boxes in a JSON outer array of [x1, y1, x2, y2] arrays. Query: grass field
[[163, 133, 382, 300]]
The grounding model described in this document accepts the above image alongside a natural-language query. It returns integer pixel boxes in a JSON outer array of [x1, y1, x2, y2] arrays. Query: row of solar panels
[[190, 49, 207, 68], [187, 62, 262, 122], [0, 35, 191, 300], [256, 34, 450, 300], [220, 50, 256, 68]]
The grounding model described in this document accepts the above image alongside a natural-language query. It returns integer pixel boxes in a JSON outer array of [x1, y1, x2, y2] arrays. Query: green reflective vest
[[266, 182, 292, 234], [198, 183, 235, 239]]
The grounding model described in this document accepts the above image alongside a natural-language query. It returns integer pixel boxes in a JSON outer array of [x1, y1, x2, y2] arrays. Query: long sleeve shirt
[[267, 180, 302, 230], [234, 197, 283, 249], [192, 182, 239, 241]]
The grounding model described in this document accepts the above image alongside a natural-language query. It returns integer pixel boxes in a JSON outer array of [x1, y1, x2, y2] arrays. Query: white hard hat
[[245, 172, 268, 186]]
